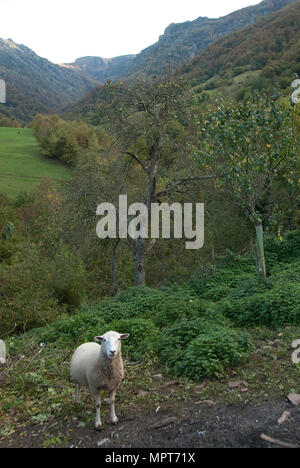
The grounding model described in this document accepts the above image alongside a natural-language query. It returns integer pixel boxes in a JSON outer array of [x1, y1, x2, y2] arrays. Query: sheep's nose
[[110, 350, 116, 356]]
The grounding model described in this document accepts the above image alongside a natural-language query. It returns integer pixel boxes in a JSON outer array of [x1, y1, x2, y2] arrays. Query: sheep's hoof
[[95, 424, 102, 432], [111, 417, 119, 425]]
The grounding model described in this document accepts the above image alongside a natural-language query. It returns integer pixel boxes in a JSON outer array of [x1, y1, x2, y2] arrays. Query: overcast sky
[[1, 0, 260, 63]]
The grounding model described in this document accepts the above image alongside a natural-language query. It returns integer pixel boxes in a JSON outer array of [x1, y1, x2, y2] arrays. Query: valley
[[0, 0, 299, 451]]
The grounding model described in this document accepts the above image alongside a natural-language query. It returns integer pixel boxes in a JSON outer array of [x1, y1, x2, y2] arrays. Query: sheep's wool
[[97, 351, 124, 391]]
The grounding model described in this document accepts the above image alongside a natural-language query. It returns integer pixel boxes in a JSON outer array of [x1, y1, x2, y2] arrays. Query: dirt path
[[1, 399, 299, 448]]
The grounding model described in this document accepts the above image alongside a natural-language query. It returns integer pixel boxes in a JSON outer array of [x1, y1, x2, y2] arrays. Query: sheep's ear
[[120, 334, 130, 340], [94, 336, 104, 343]]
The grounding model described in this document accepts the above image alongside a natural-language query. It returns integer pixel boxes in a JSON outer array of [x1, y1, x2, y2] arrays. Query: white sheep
[[70, 331, 129, 431]]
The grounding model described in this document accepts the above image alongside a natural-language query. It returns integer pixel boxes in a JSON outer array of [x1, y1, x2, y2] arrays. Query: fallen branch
[[150, 417, 177, 430], [158, 380, 179, 389], [126, 360, 145, 367], [260, 433, 299, 449]]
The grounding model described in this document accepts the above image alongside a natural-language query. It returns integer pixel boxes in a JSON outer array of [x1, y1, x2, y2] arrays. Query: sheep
[[70, 331, 130, 431]]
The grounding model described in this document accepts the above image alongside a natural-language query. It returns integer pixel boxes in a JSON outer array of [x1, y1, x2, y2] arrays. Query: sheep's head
[[94, 331, 130, 360]]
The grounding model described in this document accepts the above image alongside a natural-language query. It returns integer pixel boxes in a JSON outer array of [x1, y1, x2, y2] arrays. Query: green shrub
[[158, 318, 253, 379], [87, 318, 159, 361], [230, 276, 273, 300], [217, 281, 300, 327], [158, 313, 233, 366], [81, 287, 166, 324], [271, 259, 300, 284], [264, 231, 300, 270], [115, 286, 165, 305], [199, 284, 234, 302], [0, 253, 64, 335], [153, 293, 209, 328], [177, 327, 253, 379], [25, 309, 103, 346], [188, 266, 252, 297]]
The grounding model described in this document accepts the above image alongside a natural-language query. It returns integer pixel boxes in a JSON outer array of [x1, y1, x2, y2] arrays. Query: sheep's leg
[[94, 391, 102, 431], [76, 384, 81, 403], [109, 389, 119, 424]]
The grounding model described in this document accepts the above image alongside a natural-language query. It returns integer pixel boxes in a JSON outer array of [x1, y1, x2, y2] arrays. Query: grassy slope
[[0, 127, 70, 198]]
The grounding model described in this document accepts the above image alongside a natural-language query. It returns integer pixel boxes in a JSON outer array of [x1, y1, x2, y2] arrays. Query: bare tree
[[99, 78, 213, 286]]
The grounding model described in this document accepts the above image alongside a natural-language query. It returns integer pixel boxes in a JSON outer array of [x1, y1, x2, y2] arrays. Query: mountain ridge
[[61, 54, 136, 82], [64, 0, 295, 82], [0, 0, 297, 123], [0, 38, 100, 122], [64, 0, 300, 122], [177, 0, 300, 95]]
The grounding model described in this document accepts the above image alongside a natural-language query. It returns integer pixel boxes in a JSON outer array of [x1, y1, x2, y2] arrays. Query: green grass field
[[0, 127, 70, 198]]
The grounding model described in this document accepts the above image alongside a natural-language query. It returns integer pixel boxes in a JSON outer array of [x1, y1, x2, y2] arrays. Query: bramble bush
[[153, 293, 209, 328], [157, 313, 233, 367], [19, 230, 300, 380], [25, 309, 104, 347], [263, 231, 300, 270], [158, 317, 253, 379], [79, 287, 166, 324], [0, 251, 64, 335], [178, 327, 253, 379], [188, 264, 253, 298], [217, 280, 300, 327], [271, 259, 300, 283]]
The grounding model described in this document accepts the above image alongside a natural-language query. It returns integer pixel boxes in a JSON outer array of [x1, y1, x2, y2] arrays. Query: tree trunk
[[288, 196, 294, 232], [110, 239, 120, 297], [254, 219, 267, 278], [133, 238, 145, 286], [212, 242, 216, 276]]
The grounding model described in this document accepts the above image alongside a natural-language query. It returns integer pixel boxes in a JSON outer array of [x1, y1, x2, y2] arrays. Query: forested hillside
[[178, 0, 300, 98], [0, 0, 296, 124], [0, 39, 99, 122], [66, 0, 300, 122], [63, 0, 295, 83], [126, 0, 295, 79]]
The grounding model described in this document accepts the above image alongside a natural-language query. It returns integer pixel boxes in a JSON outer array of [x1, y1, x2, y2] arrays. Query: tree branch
[[123, 152, 149, 175], [154, 176, 215, 200], [145, 238, 157, 255]]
